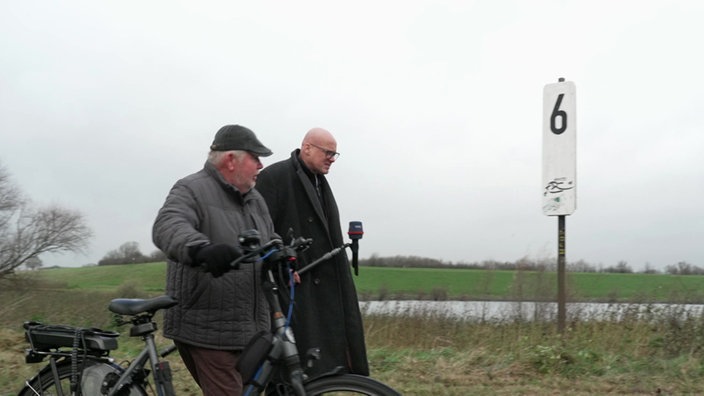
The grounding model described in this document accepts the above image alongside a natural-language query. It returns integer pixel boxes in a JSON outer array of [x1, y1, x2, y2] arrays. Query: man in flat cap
[[153, 124, 275, 395]]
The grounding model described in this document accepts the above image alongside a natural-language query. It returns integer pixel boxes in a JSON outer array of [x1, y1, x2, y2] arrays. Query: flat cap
[[210, 125, 273, 156]]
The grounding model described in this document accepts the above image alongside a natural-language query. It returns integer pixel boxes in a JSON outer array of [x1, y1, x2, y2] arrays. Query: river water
[[359, 300, 704, 322]]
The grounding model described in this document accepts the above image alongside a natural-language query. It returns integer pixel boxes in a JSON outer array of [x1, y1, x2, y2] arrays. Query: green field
[[24, 262, 704, 303], [6, 265, 704, 394]]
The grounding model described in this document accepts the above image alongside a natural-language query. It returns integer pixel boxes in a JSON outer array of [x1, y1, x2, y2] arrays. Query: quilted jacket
[[152, 161, 275, 350]]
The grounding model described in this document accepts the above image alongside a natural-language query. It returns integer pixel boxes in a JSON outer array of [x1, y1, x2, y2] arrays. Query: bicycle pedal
[[305, 348, 321, 368]]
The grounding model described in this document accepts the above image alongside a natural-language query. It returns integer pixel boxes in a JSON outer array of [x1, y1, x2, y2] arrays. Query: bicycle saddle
[[108, 295, 178, 315]]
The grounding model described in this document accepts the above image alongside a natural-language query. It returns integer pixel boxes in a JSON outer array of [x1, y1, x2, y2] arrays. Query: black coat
[[256, 150, 369, 377]]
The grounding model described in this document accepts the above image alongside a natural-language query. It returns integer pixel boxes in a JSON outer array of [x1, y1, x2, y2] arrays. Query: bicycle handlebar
[[228, 235, 314, 271], [210, 226, 360, 279]]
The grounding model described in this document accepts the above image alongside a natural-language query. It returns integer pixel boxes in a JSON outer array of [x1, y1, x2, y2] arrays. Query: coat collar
[[203, 160, 248, 202], [290, 150, 329, 231]]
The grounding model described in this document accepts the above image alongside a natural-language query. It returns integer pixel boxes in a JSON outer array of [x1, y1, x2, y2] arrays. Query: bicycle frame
[[20, 295, 178, 396], [106, 295, 179, 396], [234, 233, 400, 395], [102, 335, 175, 396], [243, 260, 308, 395], [237, 235, 383, 395]]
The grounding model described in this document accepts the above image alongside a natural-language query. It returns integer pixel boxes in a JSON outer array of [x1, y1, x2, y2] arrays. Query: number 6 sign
[[542, 79, 576, 216]]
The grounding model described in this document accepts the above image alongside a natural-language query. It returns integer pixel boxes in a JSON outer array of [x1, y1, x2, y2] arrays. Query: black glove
[[194, 243, 243, 278]]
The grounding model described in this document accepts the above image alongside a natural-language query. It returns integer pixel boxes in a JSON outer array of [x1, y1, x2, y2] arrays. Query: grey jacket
[[152, 162, 275, 350]]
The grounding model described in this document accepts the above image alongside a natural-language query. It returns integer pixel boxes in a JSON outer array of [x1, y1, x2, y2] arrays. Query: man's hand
[[194, 243, 243, 277], [292, 271, 301, 284]]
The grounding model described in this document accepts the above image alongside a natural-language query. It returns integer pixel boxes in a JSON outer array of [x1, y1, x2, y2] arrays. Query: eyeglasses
[[309, 143, 340, 160]]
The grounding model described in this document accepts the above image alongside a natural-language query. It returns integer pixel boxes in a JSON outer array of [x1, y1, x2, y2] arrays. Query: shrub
[[114, 281, 148, 299]]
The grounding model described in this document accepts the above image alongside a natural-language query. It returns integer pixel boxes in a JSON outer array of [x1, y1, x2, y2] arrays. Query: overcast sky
[[1, 1, 702, 271]]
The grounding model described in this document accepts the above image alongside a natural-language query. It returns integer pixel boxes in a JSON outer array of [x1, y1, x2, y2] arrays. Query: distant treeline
[[359, 254, 702, 276], [98, 241, 165, 266], [95, 242, 699, 276]]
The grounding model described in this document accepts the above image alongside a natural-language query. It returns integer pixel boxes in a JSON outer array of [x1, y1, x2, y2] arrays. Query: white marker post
[[542, 78, 576, 333]]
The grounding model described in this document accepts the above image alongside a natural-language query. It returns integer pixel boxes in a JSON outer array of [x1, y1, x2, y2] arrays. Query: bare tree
[[149, 249, 166, 262], [0, 163, 23, 230], [99, 241, 148, 265], [0, 163, 92, 277], [25, 256, 43, 270], [569, 259, 597, 273], [602, 260, 633, 273], [642, 262, 659, 274]]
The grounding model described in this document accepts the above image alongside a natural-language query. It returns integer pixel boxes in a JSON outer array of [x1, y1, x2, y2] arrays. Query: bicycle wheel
[[18, 359, 147, 396], [19, 359, 84, 396], [304, 374, 401, 396]]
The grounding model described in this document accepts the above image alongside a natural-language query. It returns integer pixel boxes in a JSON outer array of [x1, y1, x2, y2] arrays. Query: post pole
[[557, 214, 566, 333]]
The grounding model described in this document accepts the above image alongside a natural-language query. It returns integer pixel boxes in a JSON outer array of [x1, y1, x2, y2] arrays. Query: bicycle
[[19, 294, 179, 395], [19, 224, 401, 395], [229, 226, 401, 395]]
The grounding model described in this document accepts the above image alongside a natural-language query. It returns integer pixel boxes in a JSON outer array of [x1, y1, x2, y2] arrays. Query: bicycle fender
[[18, 358, 76, 396]]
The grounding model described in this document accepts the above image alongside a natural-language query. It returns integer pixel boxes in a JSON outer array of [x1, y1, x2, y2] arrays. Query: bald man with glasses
[[256, 128, 369, 382]]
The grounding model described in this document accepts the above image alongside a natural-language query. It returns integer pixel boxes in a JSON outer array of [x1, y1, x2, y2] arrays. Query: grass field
[[5, 265, 704, 394], [22, 262, 704, 303]]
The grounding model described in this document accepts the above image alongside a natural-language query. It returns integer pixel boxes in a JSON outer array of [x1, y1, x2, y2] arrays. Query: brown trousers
[[175, 341, 243, 396]]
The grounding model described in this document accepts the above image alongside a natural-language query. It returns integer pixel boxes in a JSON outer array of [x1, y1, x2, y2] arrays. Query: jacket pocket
[[183, 270, 210, 309]]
